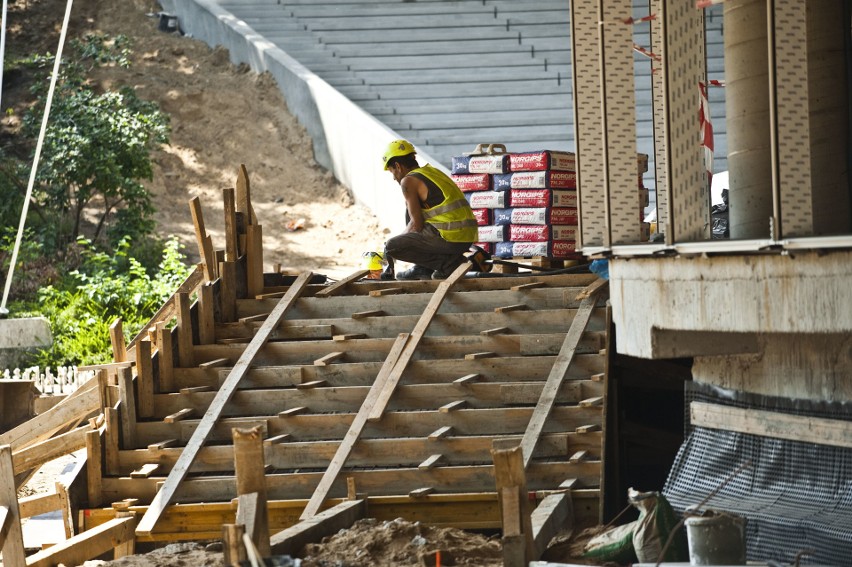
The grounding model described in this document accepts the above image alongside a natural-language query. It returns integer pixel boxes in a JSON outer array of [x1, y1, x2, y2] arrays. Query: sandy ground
[[3, 0, 391, 281]]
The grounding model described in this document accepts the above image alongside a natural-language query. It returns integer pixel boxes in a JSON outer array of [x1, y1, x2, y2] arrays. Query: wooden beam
[[531, 491, 573, 558], [314, 352, 345, 366], [465, 351, 497, 360], [136, 338, 154, 419], [189, 196, 216, 282], [691, 401, 852, 448], [12, 423, 91, 475], [366, 261, 472, 423], [315, 270, 370, 297], [333, 333, 367, 342], [369, 287, 403, 297], [220, 261, 238, 323], [351, 309, 385, 319], [511, 282, 546, 291], [130, 464, 160, 479], [176, 292, 195, 368], [495, 304, 529, 313], [105, 406, 120, 476], [277, 407, 309, 418], [418, 454, 445, 470], [453, 374, 482, 385], [481, 326, 510, 336], [233, 426, 270, 556], [491, 444, 535, 564], [222, 523, 246, 566], [18, 492, 62, 520], [428, 426, 453, 441], [223, 187, 239, 263], [299, 332, 410, 520], [110, 319, 127, 362], [87, 429, 103, 508], [575, 278, 608, 300], [245, 225, 264, 299], [198, 284, 216, 345], [439, 400, 468, 413], [236, 164, 258, 226], [25, 515, 136, 567], [156, 323, 175, 393], [135, 272, 314, 537], [519, 292, 600, 469], [163, 408, 195, 423], [270, 499, 366, 557], [117, 367, 137, 450], [0, 445, 25, 565]]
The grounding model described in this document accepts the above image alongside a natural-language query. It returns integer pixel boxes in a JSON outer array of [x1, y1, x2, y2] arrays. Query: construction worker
[[380, 140, 478, 280]]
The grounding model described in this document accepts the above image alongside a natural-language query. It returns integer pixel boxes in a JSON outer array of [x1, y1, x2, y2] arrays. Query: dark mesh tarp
[[663, 382, 852, 566]]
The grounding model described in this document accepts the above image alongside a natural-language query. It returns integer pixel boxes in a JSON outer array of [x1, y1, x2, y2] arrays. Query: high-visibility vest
[[408, 164, 478, 243]]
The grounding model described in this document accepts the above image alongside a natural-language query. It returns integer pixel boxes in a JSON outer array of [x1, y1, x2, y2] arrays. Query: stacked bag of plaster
[[492, 149, 581, 260], [451, 151, 511, 254]]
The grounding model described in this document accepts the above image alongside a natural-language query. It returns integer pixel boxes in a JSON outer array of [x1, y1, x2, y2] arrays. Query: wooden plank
[[222, 523, 246, 566], [179, 386, 214, 394], [278, 407, 309, 418], [0, 445, 25, 566], [25, 515, 136, 567], [0, 504, 9, 551], [408, 487, 434, 498], [233, 426, 270, 556], [223, 187, 238, 263], [575, 278, 608, 300], [130, 464, 160, 478], [105, 406, 120, 476], [418, 454, 445, 470], [269, 499, 366, 557], [117, 367, 137, 449], [12, 423, 91, 475], [136, 338, 154, 419], [55, 480, 74, 539], [428, 426, 453, 441], [511, 282, 546, 291], [569, 450, 589, 463], [579, 396, 603, 408], [245, 225, 264, 299], [198, 284, 216, 345], [481, 326, 510, 336], [220, 261, 238, 323], [157, 323, 175, 393], [315, 270, 370, 297], [0, 377, 100, 450], [314, 352, 344, 366], [299, 332, 410, 520], [465, 351, 497, 360], [495, 304, 529, 313], [110, 319, 127, 363], [351, 309, 385, 319], [296, 380, 328, 390], [333, 333, 367, 342], [575, 424, 601, 433], [491, 444, 535, 564], [236, 163, 258, 225], [164, 408, 195, 423], [18, 492, 62, 520], [87, 429, 103, 508], [519, 293, 600, 469], [531, 492, 573, 558], [453, 374, 482, 385], [176, 292, 195, 368], [199, 358, 230, 369], [369, 287, 403, 297], [439, 400, 468, 413], [135, 272, 314, 537], [691, 401, 852, 448], [366, 261, 472, 423], [189, 196, 216, 282]]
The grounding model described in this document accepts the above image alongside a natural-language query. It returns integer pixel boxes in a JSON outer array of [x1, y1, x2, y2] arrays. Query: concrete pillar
[[807, 0, 851, 234], [725, 0, 773, 239]]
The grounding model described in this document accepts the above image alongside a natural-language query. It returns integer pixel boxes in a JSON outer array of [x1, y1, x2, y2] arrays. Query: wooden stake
[[220, 261, 238, 323], [86, 429, 103, 508], [177, 292, 195, 368], [135, 272, 313, 537], [236, 164, 258, 225], [315, 270, 370, 297], [117, 367, 137, 450], [114, 510, 137, 558], [246, 225, 264, 299], [136, 338, 154, 419], [491, 444, 535, 565], [110, 319, 127, 363], [156, 323, 175, 393], [0, 445, 25, 566], [189, 196, 216, 282], [198, 283, 216, 345], [223, 523, 246, 566], [233, 426, 270, 557], [104, 406, 120, 476]]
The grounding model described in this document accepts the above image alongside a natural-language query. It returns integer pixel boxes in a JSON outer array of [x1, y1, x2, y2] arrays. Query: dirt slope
[[2, 0, 390, 279]]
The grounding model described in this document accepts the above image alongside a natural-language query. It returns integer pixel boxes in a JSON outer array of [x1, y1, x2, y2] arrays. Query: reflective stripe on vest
[[409, 164, 478, 243]]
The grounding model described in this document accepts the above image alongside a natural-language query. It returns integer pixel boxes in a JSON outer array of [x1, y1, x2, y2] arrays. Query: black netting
[[663, 382, 852, 566]]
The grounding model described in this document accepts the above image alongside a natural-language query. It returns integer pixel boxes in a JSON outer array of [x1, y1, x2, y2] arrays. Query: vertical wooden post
[[491, 443, 535, 565], [245, 225, 264, 299], [104, 405, 121, 476], [135, 338, 154, 419], [177, 292, 195, 368], [86, 429, 103, 508], [236, 164, 258, 226], [0, 445, 26, 565], [55, 481, 74, 538], [224, 188, 239, 263], [117, 367, 137, 450], [189, 196, 216, 282], [233, 426, 270, 557], [114, 510, 137, 558], [223, 523, 246, 566], [198, 284, 216, 345], [219, 261, 237, 323], [156, 322, 174, 393], [110, 319, 127, 363]]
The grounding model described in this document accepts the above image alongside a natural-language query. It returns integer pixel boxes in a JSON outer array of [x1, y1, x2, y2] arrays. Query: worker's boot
[[395, 265, 434, 280], [380, 255, 395, 280]]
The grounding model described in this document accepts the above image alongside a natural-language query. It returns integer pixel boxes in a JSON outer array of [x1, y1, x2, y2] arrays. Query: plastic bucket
[[684, 512, 747, 565]]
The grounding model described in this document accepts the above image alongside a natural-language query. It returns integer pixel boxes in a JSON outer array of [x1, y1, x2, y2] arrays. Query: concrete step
[[364, 80, 569, 99], [305, 15, 570, 32], [382, 109, 573, 131], [358, 94, 572, 115], [281, 1, 569, 18], [319, 65, 571, 85], [338, 53, 572, 71]]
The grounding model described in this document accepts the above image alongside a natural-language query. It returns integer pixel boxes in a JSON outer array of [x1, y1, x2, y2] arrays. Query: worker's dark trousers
[[385, 224, 472, 275]]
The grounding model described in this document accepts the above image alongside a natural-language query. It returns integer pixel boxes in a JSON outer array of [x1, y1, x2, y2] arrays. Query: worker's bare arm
[[401, 176, 426, 233]]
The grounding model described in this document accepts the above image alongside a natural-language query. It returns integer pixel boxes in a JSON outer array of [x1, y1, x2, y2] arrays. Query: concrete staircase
[[216, 0, 726, 193]]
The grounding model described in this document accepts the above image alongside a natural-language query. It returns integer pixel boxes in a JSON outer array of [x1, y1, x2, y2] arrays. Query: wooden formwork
[[0, 166, 609, 566]]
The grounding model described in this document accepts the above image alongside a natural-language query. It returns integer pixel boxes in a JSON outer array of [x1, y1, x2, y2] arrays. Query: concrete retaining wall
[[158, 0, 454, 234]]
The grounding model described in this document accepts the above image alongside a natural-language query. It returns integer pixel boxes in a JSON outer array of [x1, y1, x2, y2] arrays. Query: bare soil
[[2, 0, 390, 281]]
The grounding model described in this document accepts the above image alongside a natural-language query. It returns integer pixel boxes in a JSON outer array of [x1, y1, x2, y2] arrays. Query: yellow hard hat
[[382, 139, 415, 170]]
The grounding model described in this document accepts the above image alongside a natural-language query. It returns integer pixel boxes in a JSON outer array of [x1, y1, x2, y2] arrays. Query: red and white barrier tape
[[600, 13, 656, 25], [699, 81, 714, 181], [633, 43, 661, 62], [696, 0, 726, 8]]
